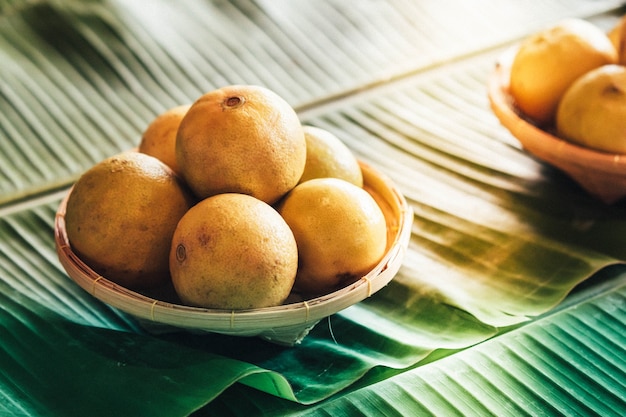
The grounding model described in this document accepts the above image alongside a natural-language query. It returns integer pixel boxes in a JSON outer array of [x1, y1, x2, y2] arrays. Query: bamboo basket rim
[[487, 46, 626, 203], [55, 160, 412, 343]]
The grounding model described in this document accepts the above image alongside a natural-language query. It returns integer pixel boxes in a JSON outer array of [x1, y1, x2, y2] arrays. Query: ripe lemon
[[64, 151, 196, 289], [510, 18, 617, 126], [608, 15, 626, 65], [176, 85, 306, 204], [169, 193, 298, 309], [556, 64, 626, 153], [277, 178, 387, 295], [298, 125, 363, 187], [138, 104, 190, 174]]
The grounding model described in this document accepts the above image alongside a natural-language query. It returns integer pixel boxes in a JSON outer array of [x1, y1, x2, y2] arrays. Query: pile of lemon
[[64, 85, 388, 310], [509, 16, 626, 153]]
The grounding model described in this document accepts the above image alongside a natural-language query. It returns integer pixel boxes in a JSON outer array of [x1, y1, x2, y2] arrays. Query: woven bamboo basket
[[488, 47, 626, 204], [55, 161, 412, 345]]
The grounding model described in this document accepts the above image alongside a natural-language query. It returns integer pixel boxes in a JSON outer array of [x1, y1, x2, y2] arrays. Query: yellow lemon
[[510, 18, 617, 126], [170, 193, 298, 309], [556, 64, 626, 153], [64, 151, 196, 289], [608, 15, 626, 65], [277, 178, 387, 295], [299, 125, 363, 187], [176, 85, 306, 204], [138, 104, 190, 174]]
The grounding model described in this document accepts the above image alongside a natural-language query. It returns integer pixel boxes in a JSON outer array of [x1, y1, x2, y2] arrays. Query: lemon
[[608, 15, 626, 65], [298, 125, 363, 187], [277, 178, 387, 295], [510, 18, 617, 125], [176, 85, 306, 204], [138, 104, 190, 174], [64, 151, 196, 289], [170, 193, 298, 309], [556, 64, 626, 153]]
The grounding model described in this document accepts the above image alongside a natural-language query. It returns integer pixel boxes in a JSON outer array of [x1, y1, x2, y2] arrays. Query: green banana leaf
[[199, 267, 626, 416], [1, 0, 625, 416]]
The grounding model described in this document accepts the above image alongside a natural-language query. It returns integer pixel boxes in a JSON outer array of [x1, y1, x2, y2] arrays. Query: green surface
[[200, 267, 626, 416], [1, 1, 625, 416]]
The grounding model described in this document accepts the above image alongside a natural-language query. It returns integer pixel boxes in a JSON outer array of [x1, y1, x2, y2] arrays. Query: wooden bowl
[[55, 161, 412, 345], [488, 47, 626, 204]]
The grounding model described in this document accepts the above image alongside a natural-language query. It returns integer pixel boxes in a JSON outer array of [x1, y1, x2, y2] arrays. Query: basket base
[[136, 318, 320, 346]]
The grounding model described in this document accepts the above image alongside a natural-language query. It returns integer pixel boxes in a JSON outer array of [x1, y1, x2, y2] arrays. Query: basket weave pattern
[[488, 47, 626, 204], [55, 161, 412, 345]]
